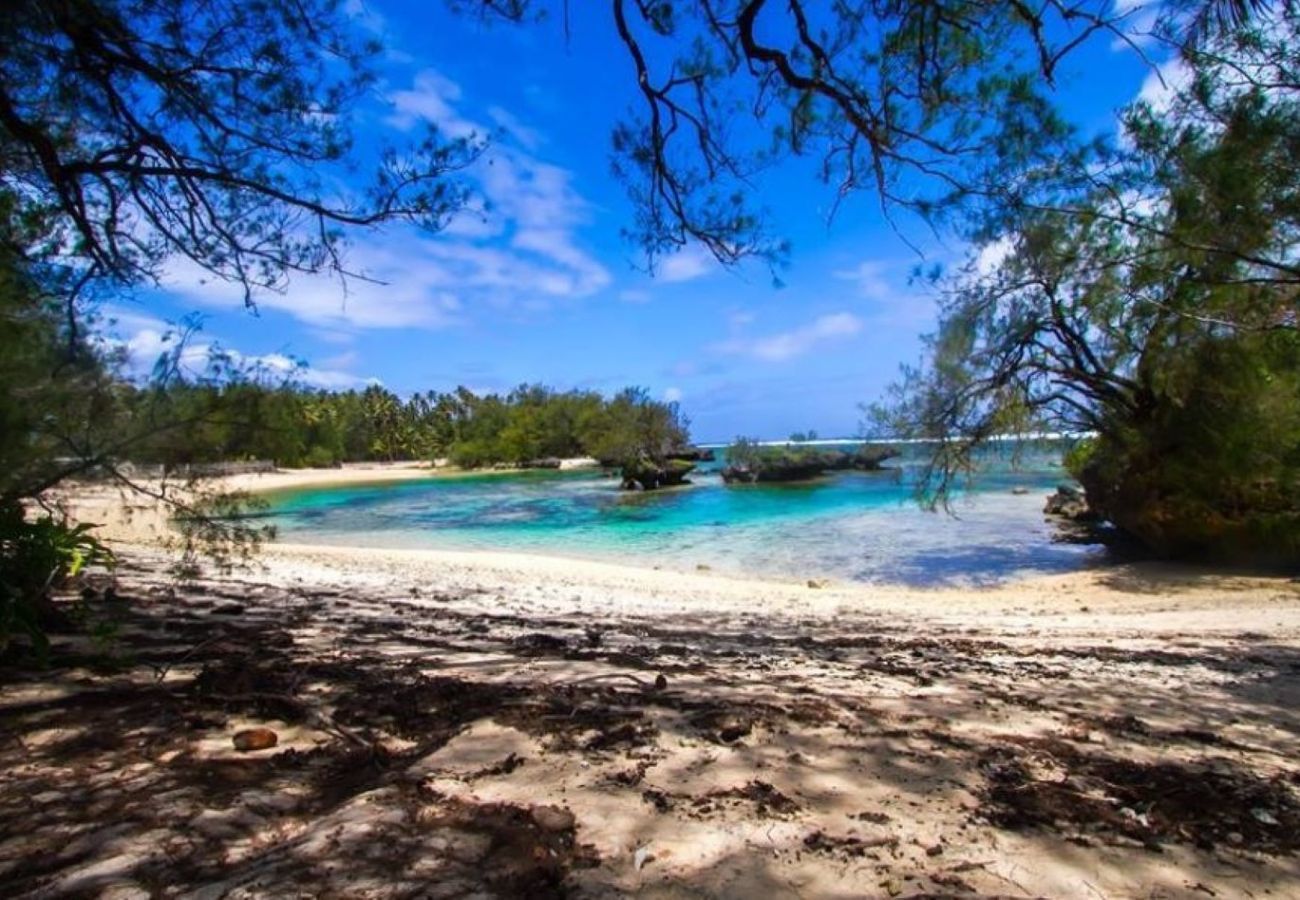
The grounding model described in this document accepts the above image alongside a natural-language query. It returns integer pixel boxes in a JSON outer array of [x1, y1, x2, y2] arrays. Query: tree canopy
[[873, 9, 1299, 562], [1, 0, 478, 306], [467, 0, 1143, 268], [3, 363, 693, 477]]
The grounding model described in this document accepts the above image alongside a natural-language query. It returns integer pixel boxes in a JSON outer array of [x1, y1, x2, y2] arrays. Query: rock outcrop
[[823, 446, 900, 471], [721, 458, 826, 483], [722, 445, 899, 484], [620, 457, 696, 491], [1044, 484, 1097, 521]]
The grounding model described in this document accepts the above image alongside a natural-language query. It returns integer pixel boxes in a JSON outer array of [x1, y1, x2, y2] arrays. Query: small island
[[720, 438, 899, 484]]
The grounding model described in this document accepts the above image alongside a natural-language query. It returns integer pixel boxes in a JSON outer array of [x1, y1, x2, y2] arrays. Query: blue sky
[[105, 0, 1167, 442]]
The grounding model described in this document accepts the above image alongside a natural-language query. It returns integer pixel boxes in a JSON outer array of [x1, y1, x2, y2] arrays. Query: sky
[[105, 0, 1167, 443]]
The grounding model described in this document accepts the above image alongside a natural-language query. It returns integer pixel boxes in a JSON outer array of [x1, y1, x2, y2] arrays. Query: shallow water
[[263, 444, 1105, 587]]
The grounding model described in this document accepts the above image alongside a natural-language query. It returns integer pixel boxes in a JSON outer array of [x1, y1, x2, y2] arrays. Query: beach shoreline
[[49, 462, 1300, 629], [249, 539, 1300, 631], [47, 460, 598, 549], [223, 457, 605, 495]]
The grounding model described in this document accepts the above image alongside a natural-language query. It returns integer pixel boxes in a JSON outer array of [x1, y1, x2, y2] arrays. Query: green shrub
[[1062, 438, 1096, 482], [0, 503, 115, 658], [1078, 331, 1300, 563], [301, 445, 341, 468]]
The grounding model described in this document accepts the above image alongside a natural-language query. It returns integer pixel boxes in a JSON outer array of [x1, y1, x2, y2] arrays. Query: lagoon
[[263, 444, 1104, 587]]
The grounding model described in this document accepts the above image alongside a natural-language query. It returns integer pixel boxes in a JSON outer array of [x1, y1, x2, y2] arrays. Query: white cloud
[[618, 288, 651, 304], [387, 70, 478, 139], [249, 353, 375, 390], [831, 259, 936, 330], [487, 105, 543, 150], [658, 245, 714, 283], [418, 239, 603, 300], [1137, 56, 1191, 112], [310, 327, 356, 345], [716, 312, 864, 362], [833, 260, 893, 300], [343, 0, 387, 36], [157, 69, 611, 333], [511, 227, 611, 295], [100, 307, 373, 389], [442, 197, 502, 240], [121, 324, 211, 375], [162, 248, 463, 332], [975, 236, 1014, 276], [1109, 0, 1162, 50], [663, 386, 683, 402], [381, 69, 611, 309], [318, 349, 359, 371]]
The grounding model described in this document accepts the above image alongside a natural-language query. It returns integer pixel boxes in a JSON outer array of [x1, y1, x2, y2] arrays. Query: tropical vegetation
[[874, 9, 1300, 562], [93, 379, 691, 473]]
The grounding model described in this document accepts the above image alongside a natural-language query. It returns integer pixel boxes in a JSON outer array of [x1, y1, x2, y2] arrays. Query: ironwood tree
[[871, 9, 1299, 561]]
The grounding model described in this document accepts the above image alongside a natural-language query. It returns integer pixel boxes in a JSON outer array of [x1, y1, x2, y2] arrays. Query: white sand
[[255, 540, 1300, 637]]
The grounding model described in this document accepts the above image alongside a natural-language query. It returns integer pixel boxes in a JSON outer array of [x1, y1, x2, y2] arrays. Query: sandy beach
[[4, 469, 1299, 898], [41, 462, 445, 546]]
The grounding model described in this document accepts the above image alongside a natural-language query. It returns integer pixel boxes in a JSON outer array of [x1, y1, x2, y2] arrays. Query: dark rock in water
[[488, 457, 562, 470], [721, 459, 825, 484], [1044, 484, 1097, 521], [823, 446, 899, 471], [621, 457, 696, 491], [1011, 486, 1030, 495]]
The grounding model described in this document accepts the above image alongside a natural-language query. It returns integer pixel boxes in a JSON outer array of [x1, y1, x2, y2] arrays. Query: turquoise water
[[263, 445, 1105, 586]]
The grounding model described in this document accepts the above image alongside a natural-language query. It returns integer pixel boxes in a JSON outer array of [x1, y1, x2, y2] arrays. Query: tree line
[[118, 380, 691, 471]]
